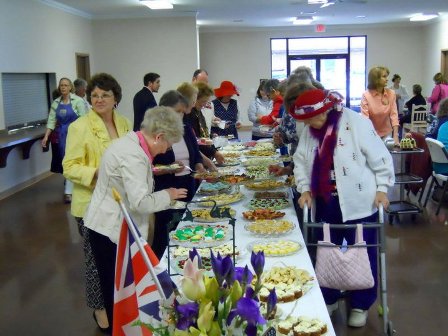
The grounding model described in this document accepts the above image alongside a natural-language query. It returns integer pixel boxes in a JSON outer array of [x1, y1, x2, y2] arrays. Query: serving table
[[164, 151, 336, 335]]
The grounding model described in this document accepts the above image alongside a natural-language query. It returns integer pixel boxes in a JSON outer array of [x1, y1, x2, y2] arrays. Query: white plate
[[247, 239, 302, 257], [170, 223, 231, 248], [244, 220, 296, 237], [246, 198, 289, 210], [196, 192, 245, 207]]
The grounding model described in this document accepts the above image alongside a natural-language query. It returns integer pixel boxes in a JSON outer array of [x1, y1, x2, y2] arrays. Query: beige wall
[[200, 25, 426, 125], [0, 0, 93, 193], [91, 16, 199, 122]]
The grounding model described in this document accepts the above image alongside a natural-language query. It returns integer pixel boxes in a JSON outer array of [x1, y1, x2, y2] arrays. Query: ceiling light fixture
[[409, 13, 438, 21], [308, 0, 328, 4], [294, 16, 314, 25], [140, 0, 173, 10]]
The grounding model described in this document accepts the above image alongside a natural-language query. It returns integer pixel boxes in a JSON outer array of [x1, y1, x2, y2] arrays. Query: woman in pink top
[[361, 66, 400, 145], [428, 72, 448, 115]]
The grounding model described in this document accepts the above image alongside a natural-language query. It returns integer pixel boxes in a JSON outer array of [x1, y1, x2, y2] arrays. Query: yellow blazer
[[63, 109, 131, 217]]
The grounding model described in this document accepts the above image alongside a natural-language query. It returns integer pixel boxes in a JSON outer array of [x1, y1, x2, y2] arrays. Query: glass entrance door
[[289, 55, 349, 106]]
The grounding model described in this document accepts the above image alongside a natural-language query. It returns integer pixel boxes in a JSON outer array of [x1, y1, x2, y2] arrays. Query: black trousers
[[88, 229, 116, 333]]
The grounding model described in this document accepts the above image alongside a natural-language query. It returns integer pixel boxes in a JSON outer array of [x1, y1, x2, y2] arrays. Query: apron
[[51, 99, 78, 173]]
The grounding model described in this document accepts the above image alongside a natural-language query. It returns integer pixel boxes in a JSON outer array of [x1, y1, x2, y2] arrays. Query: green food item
[[183, 228, 194, 237], [190, 234, 202, 242], [193, 225, 204, 234], [175, 231, 188, 241]]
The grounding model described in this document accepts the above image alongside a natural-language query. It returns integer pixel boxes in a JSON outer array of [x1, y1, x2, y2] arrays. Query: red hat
[[289, 89, 340, 120], [214, 81, 239, 98]]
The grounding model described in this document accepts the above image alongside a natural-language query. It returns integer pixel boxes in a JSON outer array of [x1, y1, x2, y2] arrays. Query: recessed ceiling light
[[410, 13, 438, 21], [293, 16, 314, 25], [233, 19, 244, 23], [140, 1, 173, 10], [308, 0, 328, 4], [300, 11, 316, 15], [356, 15, 366, 18]]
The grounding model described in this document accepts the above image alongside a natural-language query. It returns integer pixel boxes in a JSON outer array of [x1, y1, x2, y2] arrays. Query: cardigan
[[84, 132, 171, 244], [63, 109, 131, 217], [293, 108, 395, 222]]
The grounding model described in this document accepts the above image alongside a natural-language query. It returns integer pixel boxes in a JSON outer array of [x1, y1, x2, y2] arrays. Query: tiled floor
[[1, 138, 447, 335]]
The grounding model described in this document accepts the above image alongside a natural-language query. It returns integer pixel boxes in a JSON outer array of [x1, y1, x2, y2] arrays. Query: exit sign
[[315, 24, 326, 32]]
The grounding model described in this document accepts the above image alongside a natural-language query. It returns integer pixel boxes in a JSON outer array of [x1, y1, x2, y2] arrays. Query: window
[[2, 73, 55, 130], [270, 36, 366, 108]]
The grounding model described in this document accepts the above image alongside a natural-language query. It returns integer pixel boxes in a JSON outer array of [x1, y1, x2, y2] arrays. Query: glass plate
[[246, 198, 289, 210], [170, 256, 215, 276], [190, 207, 236, 222], [242, 209, 287, 221], [170, 223, 231, 248], [245, 180, 287, 190], [170, 242, 241, 260], [247, 239, 302, 257], [196, 192, 245, 207], [244, 220, 296, 237], [197, 182, 231, 195]]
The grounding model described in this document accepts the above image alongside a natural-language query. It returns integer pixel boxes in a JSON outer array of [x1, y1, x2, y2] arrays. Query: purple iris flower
[[234, 266, 254, 286], [227, 297, 266, 326], [175, 301, 199, 330], [245, 323, 258, 336], [189, 248, 202, 269], [245, 286, 257, 300], [250, 251, 265, 278], [266, 288, 277, 319], [211, 251, 234, 287]]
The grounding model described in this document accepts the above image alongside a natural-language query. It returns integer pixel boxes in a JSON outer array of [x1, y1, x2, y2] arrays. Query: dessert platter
[[190, 207, 236, 222], [248, 239, 302, 257], [276, 316, 328, 336], [259, 266, 314, 303], [246, 149, 276, 157], [170, 223, 230, 247], [245, 180, 287, 190], [247, 198, 289, 210], [245, 219, 295, 237], [220, 151, 243, 159], [221, 144, 246, 151], [153, 163, 183, 172], [217, 166, 240, 175], [216, 157, 240, 166], [219, 174, 254, 184], [172, 256, 214, 274], [193, 171, 220, 182], [171, 242, 240, 258], [245, 166, 272, 180], [197, 181, 231, 195], [242, 157, 279, 167], [197, 192, 244, 207], [242, 209, 286, 220], [254, 191, 288, 199]]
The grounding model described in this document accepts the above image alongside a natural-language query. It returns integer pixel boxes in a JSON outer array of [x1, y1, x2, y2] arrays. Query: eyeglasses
[[91, 93, 114, 100]]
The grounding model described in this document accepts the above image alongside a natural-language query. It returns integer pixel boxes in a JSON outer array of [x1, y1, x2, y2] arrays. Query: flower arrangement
[[138, 249, 277, 336]]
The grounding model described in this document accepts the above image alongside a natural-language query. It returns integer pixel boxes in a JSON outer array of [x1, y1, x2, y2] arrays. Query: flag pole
[[112, 188, 167, 301]]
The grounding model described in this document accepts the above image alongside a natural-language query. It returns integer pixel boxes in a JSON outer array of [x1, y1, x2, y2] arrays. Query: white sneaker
[[348, 308, 368, 327], [326, 302, 338, 316]]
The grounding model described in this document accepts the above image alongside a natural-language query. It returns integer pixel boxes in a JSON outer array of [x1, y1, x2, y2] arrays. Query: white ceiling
[[40, 0, 448, 31]]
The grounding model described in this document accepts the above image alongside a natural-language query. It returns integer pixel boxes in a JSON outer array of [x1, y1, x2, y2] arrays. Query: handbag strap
[[322, 223, 331, 242], [355, 223, 364, 243]]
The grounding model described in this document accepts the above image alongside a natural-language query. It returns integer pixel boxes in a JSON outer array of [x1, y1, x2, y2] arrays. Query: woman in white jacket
[[84, 106, 187, 332], [247, 81, 273, 140], [291, 85, 395, 328]]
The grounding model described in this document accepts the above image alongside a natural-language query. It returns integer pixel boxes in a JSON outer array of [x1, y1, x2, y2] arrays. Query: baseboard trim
[[0, 171, 53, 201]]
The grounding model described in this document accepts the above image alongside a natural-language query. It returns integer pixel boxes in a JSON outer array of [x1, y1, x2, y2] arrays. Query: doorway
[[76, 53, 90, 81], [441, 49, 448, 78], [289, 54, 349, 106]]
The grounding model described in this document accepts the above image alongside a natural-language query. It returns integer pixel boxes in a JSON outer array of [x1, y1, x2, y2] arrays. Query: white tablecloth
[[170, 181, 336, 335]]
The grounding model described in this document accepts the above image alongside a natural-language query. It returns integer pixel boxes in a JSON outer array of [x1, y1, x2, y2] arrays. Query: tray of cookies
[[247, 239, 302, 257], [245, 180, 287, 190], [171, 242, 240, 259], [196, 192, 244, 207], [190, 207, 236, 222], [245, 219, 295, 237], [246, 198, 289, 210], [170, 223, 231, 248]]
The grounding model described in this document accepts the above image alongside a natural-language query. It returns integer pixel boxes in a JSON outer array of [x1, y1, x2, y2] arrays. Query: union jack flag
[[113, 219, 174, 336]]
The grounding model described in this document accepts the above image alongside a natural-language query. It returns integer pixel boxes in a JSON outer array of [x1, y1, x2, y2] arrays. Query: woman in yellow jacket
[[63, 73, 131, 332]]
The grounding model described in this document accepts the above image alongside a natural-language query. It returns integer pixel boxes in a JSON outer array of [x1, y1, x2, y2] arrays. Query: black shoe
[[92, 311, 110, 334]]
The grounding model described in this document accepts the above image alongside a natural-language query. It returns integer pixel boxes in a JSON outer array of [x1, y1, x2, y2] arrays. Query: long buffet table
[[164, 142, 336, 335]]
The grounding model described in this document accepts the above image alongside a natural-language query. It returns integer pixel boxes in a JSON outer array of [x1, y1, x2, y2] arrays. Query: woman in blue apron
[[211, 80, 242, 139], [41, 78, 87, 203]]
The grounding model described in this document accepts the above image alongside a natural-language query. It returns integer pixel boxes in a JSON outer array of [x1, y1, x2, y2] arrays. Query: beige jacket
[[84, 132, 171, 244]]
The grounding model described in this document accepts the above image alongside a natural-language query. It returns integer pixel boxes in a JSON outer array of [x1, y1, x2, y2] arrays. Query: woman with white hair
[[84, 106, 188, 332]]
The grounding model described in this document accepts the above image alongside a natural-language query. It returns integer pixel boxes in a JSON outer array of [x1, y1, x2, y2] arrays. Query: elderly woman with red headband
[[291, 84, 395, 328]]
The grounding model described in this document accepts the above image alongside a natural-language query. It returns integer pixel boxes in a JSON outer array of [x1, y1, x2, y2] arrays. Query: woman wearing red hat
[[291, 84, 395, 328], [211, 80, 242, 139]]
